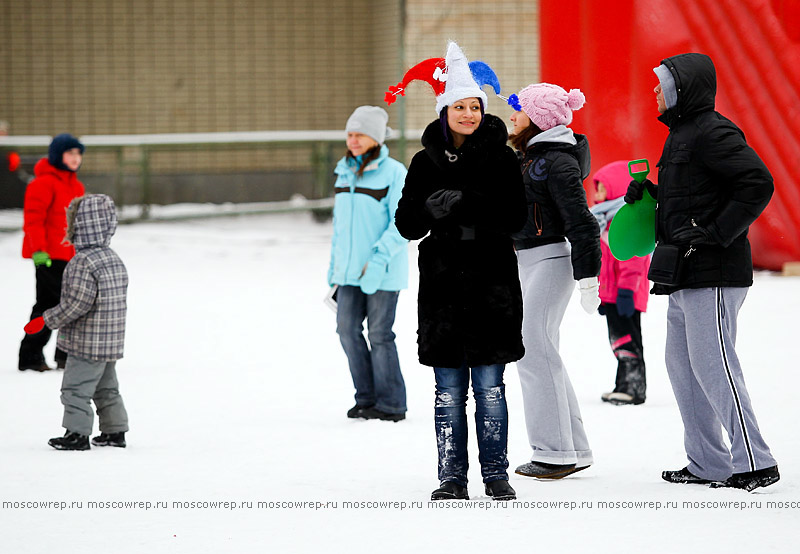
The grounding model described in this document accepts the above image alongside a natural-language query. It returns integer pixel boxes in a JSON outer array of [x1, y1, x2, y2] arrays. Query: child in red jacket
[[591, 161, 650, 405], [18, 133, 86, 372]]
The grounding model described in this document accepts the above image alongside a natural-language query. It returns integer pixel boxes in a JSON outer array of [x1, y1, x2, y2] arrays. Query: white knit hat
[[434, 42, 488, 115]]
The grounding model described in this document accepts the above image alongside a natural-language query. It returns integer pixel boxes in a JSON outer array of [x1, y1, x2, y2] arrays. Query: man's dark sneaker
[[48, 431, 90, 451], [709, 465, 780, 492], [431, 481, 468, 500], [360, 407, 405, 422], [662, 466, 712, 485], [515, 461, 577, 479], [485, 480, 516, 501], [91, 432, 126, 448], [346, 404, 374, 419], [19, 362, 53, 372]]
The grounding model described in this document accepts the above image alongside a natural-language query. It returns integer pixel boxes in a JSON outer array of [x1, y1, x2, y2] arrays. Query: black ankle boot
[[431, 481, 468, 500], [91, 432, 126, 448], [48, 431, 90, 451], [485, 480, 516, 501]]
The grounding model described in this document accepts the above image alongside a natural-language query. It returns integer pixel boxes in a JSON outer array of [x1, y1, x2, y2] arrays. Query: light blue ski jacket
[[328, 145, 409, 292]]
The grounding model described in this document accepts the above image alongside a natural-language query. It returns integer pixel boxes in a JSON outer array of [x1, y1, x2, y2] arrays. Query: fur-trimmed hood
[[66, 194, 118, 250]]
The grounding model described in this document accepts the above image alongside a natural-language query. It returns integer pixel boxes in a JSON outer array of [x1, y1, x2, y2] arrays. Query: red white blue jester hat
[[385, 41, 502, 115]]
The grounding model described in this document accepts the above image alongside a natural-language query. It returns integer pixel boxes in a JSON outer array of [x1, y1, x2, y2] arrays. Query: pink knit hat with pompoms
[[511, 83, 585, 131]]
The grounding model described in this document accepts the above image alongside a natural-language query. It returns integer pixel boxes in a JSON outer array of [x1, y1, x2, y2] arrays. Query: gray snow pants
[[515, 243, 593, 467], [665, 287, 776, 480], [61, 355, 129, 437]]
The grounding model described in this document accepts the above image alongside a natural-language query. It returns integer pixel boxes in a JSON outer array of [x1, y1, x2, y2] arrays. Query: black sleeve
[[701, 122, 774, 247], [395, 152, 435, 240], [548, 154, 601, 280]]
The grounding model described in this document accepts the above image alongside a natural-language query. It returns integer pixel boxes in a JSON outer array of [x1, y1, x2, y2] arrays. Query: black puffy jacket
[[512, 133, 601, 281], [652, 53, 773, 295], [395, 114, 527, 368]]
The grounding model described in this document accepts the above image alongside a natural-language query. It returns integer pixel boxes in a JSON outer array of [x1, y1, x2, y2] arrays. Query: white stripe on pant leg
[[715, 287, 756, 471]]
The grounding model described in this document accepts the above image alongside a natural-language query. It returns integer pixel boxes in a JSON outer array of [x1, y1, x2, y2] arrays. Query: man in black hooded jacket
[[625, 53, 779, 491]]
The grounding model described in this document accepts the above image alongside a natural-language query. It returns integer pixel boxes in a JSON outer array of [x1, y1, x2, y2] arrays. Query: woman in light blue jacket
[[328, 106, 409, 422]]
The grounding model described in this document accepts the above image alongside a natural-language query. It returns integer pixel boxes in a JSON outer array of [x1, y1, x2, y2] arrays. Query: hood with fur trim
[[66, 194, 118, 250]]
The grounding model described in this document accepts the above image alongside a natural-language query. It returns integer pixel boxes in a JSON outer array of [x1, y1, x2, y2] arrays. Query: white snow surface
[[1, 211, 798, 552]]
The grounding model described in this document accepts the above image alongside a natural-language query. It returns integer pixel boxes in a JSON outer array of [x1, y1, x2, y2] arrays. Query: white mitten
[[577, 277, 600, 314]]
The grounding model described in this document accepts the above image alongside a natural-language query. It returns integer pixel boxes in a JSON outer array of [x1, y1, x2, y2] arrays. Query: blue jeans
[[434, 364, 509, 486], [336, 286, 406, 414]]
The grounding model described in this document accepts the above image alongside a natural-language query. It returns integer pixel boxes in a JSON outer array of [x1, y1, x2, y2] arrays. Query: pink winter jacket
[[592, 161, 650, 313]]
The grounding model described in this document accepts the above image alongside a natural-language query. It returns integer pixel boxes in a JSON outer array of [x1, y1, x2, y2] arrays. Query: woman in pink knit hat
[[506, 83, 601, 479]]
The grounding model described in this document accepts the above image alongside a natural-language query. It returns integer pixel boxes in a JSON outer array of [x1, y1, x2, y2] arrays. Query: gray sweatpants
[[515, 243, 593, 467], [666, 287, 776, 480], [61, 355, 129, 437]]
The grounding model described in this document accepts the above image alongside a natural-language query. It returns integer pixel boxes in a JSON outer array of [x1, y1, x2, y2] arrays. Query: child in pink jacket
[[591, 161, 650, 405]]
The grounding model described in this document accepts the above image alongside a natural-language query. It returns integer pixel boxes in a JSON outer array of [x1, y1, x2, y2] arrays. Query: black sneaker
[[709, 465, 780, 492], [48, 431, 90, 451], [360, 407, 405, 422], [346, 404, 374, 419], [485, 480, 516, 501], [431, 481, 468, 500], [662, 466, 712, 485], [91, 432, 126, 448], [515, 461, 576, 479]]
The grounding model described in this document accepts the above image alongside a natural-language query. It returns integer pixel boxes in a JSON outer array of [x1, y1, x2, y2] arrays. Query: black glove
[[425, 189, 463, 219], [616, 288, 635, 318], [672, 224, 715, 245], [623, 178, 657, 204], [597, 304, 606, 316]]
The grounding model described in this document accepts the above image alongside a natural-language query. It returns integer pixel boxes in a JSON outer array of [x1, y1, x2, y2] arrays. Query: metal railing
[[1, 129, 422, 223]]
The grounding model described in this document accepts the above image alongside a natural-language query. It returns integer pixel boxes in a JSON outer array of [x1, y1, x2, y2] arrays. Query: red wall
[[540, 0, 800, 270]]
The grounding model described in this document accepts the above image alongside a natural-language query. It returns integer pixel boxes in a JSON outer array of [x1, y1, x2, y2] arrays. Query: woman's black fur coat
[[395, 114, 527, 368]]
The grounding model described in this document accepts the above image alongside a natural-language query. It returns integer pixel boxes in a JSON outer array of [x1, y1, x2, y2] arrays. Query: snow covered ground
[[1, 210, 798, 553]]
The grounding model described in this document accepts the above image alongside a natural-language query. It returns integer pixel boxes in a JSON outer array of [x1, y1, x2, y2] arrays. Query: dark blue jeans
[[336, 286, 406, 414], [434, 363, 509, 486]]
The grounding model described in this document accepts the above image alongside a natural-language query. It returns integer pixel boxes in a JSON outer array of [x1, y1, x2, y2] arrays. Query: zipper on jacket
[[345, 181, 356, 279], [684, 218, 696, 257], [534, 203, 542, 236]]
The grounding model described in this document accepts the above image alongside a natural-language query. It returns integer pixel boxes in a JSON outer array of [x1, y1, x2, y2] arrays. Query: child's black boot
[[48, 431, 90, 451]]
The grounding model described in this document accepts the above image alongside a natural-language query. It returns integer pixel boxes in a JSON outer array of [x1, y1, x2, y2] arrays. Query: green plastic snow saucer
[[608, 159, 656, 261]]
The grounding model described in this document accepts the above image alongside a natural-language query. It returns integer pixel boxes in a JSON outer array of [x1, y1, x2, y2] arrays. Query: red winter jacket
[[22, 158, 86, 261], [592, 161, 650, 313]]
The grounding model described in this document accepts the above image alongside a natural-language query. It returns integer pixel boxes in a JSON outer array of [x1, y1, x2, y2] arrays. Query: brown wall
[[1, 0, 538, 204]]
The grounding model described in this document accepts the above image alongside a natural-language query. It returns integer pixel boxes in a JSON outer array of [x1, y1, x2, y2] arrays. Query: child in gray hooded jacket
[[24, 194, 129, 450]]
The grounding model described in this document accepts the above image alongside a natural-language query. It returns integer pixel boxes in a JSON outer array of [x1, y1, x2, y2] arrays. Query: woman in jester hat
[[390, 42, 526, 502]]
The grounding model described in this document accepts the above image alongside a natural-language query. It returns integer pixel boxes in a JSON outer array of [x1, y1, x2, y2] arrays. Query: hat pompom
[[566, 89, 586, 111]]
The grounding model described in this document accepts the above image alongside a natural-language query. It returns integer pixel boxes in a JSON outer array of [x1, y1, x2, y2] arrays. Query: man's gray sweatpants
[[666, 287, 776, 480], [61, 355, 129, 437], [515, 243, 593, 467]]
